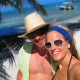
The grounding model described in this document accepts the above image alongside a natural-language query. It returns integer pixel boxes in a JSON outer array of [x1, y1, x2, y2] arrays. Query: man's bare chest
[[29, 53, 52, 74]]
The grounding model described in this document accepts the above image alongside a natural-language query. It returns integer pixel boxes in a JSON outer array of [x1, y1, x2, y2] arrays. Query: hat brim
[[18, 23, 48, 38], [18, 19, 57, 38]]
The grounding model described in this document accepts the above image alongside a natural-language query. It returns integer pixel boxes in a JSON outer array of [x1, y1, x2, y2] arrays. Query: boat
[[59, 5, 74, 10], [59, 1, 74, 10]]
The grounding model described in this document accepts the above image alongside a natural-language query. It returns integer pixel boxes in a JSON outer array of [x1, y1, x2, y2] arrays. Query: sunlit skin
[[46, 31, 80, 80], [17, 33, 53, 80], [32, 34, 46, 47], [46, 31, 70, 63]]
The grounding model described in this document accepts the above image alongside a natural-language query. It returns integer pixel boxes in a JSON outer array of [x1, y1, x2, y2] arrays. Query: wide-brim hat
[[18, 12, 56, 38]]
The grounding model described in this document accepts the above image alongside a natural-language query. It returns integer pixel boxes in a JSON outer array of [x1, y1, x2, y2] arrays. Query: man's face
[[27, 26, 48, 47], [33, 34, 46, 47]]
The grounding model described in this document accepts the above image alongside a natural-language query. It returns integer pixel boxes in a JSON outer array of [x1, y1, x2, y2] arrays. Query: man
[[17, 12, 57, 80]]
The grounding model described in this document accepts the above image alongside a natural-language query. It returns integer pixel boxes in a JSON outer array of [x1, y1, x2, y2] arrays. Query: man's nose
[[34, 35, 40, 40]]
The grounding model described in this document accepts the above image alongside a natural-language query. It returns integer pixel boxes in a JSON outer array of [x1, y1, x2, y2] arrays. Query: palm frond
[[0, 35, 25, 79], [27, 0, 47, 15], [0, 59, 10, 80]]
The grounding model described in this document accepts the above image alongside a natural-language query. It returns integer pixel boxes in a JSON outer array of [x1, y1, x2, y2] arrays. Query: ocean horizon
[[0, 2, 80, 36]]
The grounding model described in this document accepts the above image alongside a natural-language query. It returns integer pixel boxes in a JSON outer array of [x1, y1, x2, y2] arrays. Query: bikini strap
[[67, 55, 72, 80]]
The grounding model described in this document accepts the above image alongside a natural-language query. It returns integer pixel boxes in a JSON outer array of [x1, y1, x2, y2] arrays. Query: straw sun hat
[[18, 12, 56, 38]]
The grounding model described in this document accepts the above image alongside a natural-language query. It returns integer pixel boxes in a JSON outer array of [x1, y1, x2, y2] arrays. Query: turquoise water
[[0, 2, 80, 36]]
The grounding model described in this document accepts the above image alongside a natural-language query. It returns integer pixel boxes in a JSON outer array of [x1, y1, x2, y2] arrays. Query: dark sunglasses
[[27, 26, 49, 39], [45, 39, 64, 49]]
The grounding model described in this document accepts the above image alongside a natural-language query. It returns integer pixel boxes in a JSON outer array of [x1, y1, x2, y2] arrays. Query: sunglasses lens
[[54, 40, 63, 46], [27, 26, 49, 39], [27, 33, 35, 39], [45, 42, 51, 49], [45, 39, 63, 49], [37, 31, 43, 35]]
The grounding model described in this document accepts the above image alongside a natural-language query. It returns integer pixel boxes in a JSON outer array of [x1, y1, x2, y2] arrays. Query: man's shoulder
[[19, 42, 33, 53], [21, 42, 33, 49]]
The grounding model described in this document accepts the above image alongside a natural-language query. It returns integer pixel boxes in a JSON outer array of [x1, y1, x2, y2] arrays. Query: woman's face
[[46, 31, 70, 62]]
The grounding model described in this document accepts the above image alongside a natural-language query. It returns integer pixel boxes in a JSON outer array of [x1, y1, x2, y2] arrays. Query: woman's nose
[[50, 43, 57, 50]]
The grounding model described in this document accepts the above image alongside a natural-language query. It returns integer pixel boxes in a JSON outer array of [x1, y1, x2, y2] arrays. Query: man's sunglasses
[[44, 39, 64, 49], [27, 26, 49, 39]]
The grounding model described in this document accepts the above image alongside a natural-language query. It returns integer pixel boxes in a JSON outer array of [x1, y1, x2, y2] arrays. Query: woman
[[44, 24, 80, 80]]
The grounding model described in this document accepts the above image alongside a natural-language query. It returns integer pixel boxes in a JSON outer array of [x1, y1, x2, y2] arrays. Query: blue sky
[[1, 0, 66, 12]]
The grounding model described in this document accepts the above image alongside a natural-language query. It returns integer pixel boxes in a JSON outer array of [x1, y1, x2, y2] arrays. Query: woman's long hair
[[56, 24, 80, 60]]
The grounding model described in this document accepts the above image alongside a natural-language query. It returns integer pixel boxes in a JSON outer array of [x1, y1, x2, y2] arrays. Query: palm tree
[[0, 0, 47, 79], [0, 0, 47, 21]]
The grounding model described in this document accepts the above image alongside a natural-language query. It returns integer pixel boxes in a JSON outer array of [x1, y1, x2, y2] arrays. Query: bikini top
[[67, 55, 72, 80]]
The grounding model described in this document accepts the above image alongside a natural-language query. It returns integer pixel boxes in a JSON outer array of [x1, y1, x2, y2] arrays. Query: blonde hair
[[57, 24, 80, 60]]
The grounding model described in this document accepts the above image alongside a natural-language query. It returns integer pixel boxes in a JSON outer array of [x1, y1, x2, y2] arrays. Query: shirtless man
[[17, 12, 57, 80]]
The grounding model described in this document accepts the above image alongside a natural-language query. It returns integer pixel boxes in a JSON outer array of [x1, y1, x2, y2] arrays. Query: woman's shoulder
[[70, 58, 80, 80], [70, 57, 80, 73]]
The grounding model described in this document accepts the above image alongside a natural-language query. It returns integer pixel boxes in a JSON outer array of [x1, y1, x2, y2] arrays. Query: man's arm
[[17, 70, 22, 80]]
